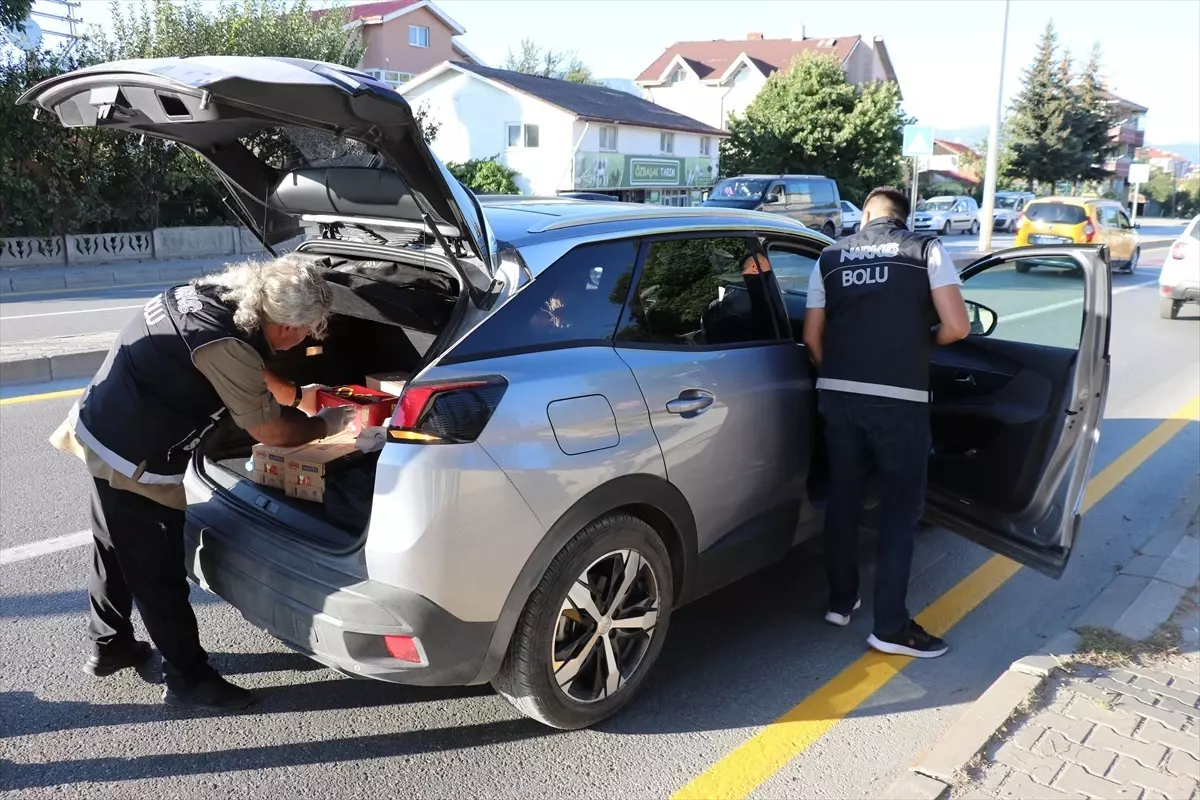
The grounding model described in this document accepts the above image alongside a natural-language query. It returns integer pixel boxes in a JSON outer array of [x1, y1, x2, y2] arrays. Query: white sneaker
[[824, 598, 862, 627]]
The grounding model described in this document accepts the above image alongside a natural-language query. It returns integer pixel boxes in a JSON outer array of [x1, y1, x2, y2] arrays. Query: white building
[[634, 33, 900, 131], [401, 62, 727, 204]]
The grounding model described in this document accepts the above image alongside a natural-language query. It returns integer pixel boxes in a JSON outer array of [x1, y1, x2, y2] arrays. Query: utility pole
[[978, 0, 1011, 252]]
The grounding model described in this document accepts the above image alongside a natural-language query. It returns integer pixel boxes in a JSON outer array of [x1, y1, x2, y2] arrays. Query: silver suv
[[25, 57, 1113, 730]]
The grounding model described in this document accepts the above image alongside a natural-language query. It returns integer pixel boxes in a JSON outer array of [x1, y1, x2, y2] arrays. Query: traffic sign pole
[[910, 158, 919, 230], [902, 124, 935, 231]]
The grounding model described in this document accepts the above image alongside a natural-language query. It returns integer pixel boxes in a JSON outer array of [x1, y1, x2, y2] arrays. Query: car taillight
[[383, 635, 422, 663], [1083, 221, 1095, 242], [388, 377, 507, 444], [1172, 241, 1188, 259], [1016, 211, 1026, 228]]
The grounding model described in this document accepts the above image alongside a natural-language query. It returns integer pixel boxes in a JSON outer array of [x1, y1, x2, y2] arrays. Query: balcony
[[1108, 124, 1145, 147], [1104, 160, 1131, 178]]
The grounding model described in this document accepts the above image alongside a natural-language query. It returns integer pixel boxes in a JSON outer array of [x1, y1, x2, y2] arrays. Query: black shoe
[[163, 674, 254, 712], [83, 640, 153, 677], [867, 621, 949, 658]]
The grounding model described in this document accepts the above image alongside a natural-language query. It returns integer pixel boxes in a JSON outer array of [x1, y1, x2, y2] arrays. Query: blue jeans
[[818, 390, 931, 637]]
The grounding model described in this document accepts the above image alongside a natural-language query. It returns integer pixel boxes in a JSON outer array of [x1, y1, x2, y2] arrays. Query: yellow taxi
[[1014, 197, 1141, 273]]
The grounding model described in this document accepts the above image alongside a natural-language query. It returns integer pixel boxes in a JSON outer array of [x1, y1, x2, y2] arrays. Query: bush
[[447, 157, 522, 195]]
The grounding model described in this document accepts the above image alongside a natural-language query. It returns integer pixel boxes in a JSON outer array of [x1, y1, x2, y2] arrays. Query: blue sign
[[902, 125, 935, 157]]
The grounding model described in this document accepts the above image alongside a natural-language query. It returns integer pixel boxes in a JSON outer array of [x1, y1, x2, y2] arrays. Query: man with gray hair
[[51, 254, 356, 711]]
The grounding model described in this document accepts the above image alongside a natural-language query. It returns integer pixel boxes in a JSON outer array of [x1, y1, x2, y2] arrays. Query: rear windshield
[[1026, 202, 1088, 224], [243, 126, 379, 172], [711, 178, 769, 199], [920, 199, 955, 211], [996, 196, 1024, 209]]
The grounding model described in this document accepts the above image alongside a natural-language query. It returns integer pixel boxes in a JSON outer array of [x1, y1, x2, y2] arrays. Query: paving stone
[[1160, 660, 1200, 684], [1091, 675, 1166, 706], [994, 740, 1066, 784], [1167, 675, 1200, 695], [1109, 755, 1198, 798], [1165, 749, 1200, 781], [1066, 696, 1140, 736], [1149, 680, 1200, 708], [1033, 711, 1098, 744], [884, 771, 947, 800], [1113, 695, 1192, 731], [1154, 693, 1200, 721], [1034, 730, 1116, 777], [1052, 763, 1141, 799], [1011, 723, 1048, 751], [1135, 719, 1200, 754], [978, 764, 1012, 793], [1086, 723, 1168, 767], [995, 770, 1085, 800], [1122, 666, 1176, 686]]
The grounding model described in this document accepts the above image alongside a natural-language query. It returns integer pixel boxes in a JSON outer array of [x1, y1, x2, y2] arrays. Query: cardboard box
[[366, 372, 410, 396], [252, 443, 304, 475], [253, 468, 288, 490], [317, 385, 399, 435], [284, 438, 362, 501]]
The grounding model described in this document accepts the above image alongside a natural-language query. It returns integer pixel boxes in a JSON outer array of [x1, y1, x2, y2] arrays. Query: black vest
[[73, 284, 266, 484], [816, 218, 938, 402]]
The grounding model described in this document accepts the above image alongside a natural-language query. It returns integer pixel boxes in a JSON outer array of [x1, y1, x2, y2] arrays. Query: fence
[[0, 226, 303, 268]]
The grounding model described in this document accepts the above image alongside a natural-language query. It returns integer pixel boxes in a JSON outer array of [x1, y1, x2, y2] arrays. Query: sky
[[30, 0, 1200, 149]]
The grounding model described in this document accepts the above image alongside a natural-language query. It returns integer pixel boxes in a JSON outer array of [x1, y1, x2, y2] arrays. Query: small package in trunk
[[251, 443, 305, 489], [317, 385, 399, 435], [366, 372, 410, 396], [285, 435, 363, 502]]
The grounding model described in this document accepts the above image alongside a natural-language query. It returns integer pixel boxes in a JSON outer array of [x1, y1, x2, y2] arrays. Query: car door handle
[[666, 390, 714, 415], [954, 374, 976, 385]]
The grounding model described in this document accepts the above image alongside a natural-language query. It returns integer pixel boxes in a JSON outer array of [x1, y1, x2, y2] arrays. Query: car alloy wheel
[[553, 549, 660, 704], [941, 220, 952, 236], [970, 219, 980, 236], [1127, 248, 1139, 274], [822, 221, 837, 238]]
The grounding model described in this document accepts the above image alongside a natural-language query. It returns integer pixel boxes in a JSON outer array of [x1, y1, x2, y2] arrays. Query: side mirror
[[965, 300, 998, 337], [1133, 223, 1141, 229], [765, 192, 781, 204]]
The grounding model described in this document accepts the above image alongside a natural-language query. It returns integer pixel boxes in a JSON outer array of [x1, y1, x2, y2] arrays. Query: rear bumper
[[183, 498, 496, 686], [1163, 281, 1200, 303]]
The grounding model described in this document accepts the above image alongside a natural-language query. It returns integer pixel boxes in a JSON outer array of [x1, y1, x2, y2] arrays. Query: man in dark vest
[[802, 187, 970, 658], [51, 254, 356, 710]]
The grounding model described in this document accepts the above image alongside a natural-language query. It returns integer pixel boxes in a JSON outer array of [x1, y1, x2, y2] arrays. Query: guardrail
[[0, 226, 297, 269]]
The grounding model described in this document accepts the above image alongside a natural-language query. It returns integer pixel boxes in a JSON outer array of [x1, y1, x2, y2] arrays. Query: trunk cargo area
[[198, 251, 460, 549]]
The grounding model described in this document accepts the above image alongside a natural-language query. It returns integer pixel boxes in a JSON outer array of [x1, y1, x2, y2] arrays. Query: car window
[[770, 184, 786, 202], [616, 236, 781, 347], [1025, 203, 1088, 225], [449, 239, 638, 360], [785, 179, 813, 206], [1117, 210, 1133, 229], [767, 245, 819, 295], [811, 180, 836, 205], [963, 255, 1084, 350]]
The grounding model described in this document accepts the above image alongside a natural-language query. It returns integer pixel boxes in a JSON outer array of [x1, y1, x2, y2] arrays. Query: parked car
[[704, 174, 842, 237], [558, 192, 621, 202], [1159, 215, 1200, 319], [839, 200, 862, 234], [1014, 197, 1140, 273], [21, 56, 1114, 731], [913, 196, 980, 236], [992, 191, 1036, 232]]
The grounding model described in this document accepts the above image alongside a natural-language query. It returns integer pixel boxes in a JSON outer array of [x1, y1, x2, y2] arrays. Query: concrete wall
[[0, 227, 302, 269]]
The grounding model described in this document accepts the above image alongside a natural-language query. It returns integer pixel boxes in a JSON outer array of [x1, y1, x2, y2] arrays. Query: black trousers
[[88, 477, 215, 688], [819, 390, 931, 637]]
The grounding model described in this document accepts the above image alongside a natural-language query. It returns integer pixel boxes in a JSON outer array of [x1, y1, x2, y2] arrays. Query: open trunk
[[196, 247, 463, 550]]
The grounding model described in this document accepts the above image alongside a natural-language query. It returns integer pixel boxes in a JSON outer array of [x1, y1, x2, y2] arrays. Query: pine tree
[[1073, 44, 1116, 182], [1006, 22, 1075, 191]]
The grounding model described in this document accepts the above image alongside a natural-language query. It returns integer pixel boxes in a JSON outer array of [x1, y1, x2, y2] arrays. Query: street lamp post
[[978, 0, 1011, 253]]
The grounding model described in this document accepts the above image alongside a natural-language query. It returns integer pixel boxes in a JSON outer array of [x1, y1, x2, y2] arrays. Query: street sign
[[903, 125, 935, 157], [1128, 163, 1151, 184]]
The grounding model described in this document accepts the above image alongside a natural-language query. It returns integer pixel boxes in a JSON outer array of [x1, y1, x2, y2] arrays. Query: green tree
[[719, 53, 908, 202], [447, 156, 521, 194], [1072, 44, 1116, 182], [1, 0, 33, 32], [502, 38, 602, 85], [1006, 22, 1075, 191]]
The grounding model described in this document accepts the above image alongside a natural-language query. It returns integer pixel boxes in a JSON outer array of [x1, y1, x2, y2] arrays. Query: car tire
[[1159, 296, 1180, 320], [940, 220, 952, 237], [970, 219, 980, 236], [822, 221, 837, 238], [1126, 248, 1139, 274], [1015, 261, 1031, 274], [851, 222, 860, 234], [492, 513, 674, 730]]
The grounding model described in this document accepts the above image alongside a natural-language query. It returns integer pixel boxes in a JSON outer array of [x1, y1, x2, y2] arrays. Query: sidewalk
[[0, 253, 254, 296], [888, 488, 1200, 800]]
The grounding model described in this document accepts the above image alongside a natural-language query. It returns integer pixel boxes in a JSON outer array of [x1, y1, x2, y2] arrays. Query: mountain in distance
[[924, 125, 990, 147]]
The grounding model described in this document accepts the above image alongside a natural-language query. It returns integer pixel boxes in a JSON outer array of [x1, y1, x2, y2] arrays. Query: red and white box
[[316, 385, 399, 436]]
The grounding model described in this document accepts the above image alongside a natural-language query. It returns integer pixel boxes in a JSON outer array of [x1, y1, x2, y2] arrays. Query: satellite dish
[[4, 17, 43, 51]]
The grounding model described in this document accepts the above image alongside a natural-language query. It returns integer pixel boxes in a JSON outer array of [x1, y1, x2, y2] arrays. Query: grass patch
[[1072, 623, 1182, 668]]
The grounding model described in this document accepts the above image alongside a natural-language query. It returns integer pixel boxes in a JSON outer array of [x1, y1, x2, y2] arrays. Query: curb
[[883, 472, 1200, 800], [0, 331, 118, 390]]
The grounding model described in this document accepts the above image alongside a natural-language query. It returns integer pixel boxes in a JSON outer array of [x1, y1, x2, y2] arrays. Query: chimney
[[801, 23, 807, 40], [747, 32, 764, 40]]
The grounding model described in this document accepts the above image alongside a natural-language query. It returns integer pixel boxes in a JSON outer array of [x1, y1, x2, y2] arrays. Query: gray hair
[[196, 254, 334, 339]]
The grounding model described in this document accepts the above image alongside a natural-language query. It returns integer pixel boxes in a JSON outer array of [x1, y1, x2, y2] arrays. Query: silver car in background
[[993, 191, 1036, 232], [914, 195, 980, 236]]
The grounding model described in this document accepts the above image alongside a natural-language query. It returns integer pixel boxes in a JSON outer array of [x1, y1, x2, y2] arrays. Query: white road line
[[0, 304, 142, 321], [998, 278, 1159, 323], [0, 530, 91, 565]]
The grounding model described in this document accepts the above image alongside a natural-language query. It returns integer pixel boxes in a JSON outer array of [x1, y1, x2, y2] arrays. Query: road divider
[[672, 394, 1200, 800]]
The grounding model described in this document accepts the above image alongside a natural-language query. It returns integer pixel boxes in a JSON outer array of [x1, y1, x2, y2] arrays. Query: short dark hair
[[863, 187, 910, 221]]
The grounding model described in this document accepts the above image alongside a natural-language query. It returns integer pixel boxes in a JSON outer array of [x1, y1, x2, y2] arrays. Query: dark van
[[703, 174, 842, 237]]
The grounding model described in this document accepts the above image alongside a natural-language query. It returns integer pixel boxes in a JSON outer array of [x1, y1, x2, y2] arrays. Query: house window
[[660, 131, 675, 154], [700, 136, 712, 156], [506, 123, 540, 148], [669, 68, 685, 84], [377, 70, 412, 87], [599, 125, 618, 151], [409, 25, 430, 47]]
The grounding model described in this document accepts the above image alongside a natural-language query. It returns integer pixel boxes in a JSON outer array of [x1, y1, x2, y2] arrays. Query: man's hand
[[802, 307, 826, 368], [317, 406, 356, 438], [299, 384, 324, 416], [931, 285, 970, 345], [246, 408, 327, 447]]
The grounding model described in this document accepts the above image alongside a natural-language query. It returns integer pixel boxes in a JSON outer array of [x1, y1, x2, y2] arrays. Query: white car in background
[[1160, 215, 1200, 319], [914, 196, 980, 236], [992, 191, 1036, 232], [840, 200, 862, 234]]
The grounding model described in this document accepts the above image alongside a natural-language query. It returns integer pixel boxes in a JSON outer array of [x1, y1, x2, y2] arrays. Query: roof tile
[[636, 36, 861, 83]]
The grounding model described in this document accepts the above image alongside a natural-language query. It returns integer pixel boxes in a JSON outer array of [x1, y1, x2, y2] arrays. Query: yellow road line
[[674, 395, 1200, 800], [0, 388, 84, 406]]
